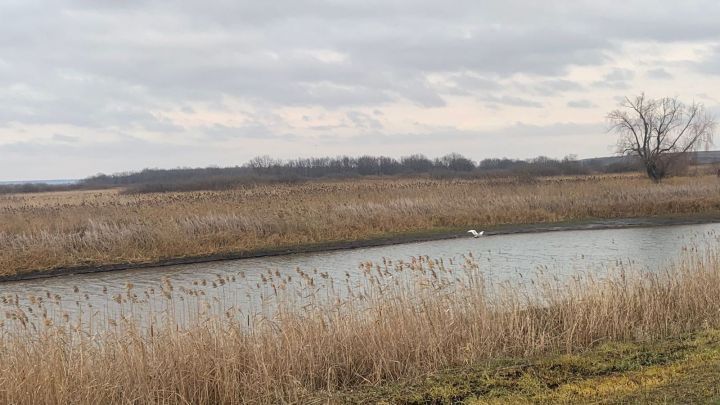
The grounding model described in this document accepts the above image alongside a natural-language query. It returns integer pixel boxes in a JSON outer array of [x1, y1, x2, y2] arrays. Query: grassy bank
[[1, 247, 720, 403], [1, 173, 720, 276], [331, 329, 720, 404]]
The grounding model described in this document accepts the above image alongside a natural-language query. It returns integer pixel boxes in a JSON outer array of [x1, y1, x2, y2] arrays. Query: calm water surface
[[2, 222, 719, 330]]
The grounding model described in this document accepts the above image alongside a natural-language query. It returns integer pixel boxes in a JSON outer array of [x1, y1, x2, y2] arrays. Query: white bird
[[467, 230, 484, 238]]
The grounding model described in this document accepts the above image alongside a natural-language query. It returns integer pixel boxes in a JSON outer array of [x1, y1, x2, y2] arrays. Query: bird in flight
[[467, 230, 484, 238]]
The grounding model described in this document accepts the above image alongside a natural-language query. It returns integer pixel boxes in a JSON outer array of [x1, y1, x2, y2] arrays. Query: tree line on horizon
[[1, 153, 648, 195], [6, 147, 711, 195], [73, 153, 642, 194]]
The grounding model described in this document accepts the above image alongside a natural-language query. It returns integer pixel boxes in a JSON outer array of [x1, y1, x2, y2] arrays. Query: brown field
[[1, 173, 720, 276], [1, 246, 720, 403]]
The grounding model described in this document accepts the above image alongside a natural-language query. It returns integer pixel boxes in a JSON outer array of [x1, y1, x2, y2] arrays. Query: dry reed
[[1, 247, 720, 404], [1, 174, 720, 276]]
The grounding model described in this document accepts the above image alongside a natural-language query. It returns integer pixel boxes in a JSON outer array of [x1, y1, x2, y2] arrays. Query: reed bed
[[1, 174, 720, 276], [1, 247, 720, 404]]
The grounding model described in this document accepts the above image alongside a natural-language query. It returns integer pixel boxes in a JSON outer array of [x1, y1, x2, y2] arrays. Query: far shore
[[3, 213, 719, 283]]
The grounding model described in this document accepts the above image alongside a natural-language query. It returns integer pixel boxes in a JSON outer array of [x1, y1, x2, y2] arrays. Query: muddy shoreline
[[3, 213, 720, 283]]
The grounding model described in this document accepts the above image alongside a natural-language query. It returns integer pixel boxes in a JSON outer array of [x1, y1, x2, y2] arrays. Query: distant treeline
[[0, 153, 645, 195], [74, 153, 641, 194]]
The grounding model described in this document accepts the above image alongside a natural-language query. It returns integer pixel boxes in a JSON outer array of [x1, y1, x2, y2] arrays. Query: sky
[[2, 1, 720, 180]]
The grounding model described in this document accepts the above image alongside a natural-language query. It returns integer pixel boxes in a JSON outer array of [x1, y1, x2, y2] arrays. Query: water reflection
[[2, 222, 719, 331]]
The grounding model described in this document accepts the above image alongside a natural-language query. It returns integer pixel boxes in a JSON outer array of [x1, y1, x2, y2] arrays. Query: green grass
[[323, 329, 720, 404]]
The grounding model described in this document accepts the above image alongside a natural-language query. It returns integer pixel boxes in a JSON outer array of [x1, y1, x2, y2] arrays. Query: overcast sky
[[2, 1, 720, 180]]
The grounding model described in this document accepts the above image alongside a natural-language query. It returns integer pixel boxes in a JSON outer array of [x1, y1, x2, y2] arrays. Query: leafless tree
[[608, 94, 716, 182]]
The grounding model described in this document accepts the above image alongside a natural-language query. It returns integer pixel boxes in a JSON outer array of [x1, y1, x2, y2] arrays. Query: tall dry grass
[[1, 174, 720, 275], [1, 248, 720, 404]]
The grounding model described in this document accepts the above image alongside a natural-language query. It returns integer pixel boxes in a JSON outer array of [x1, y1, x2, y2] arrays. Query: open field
[[2, 246, 720, 403], [2, 173, 720, 276]]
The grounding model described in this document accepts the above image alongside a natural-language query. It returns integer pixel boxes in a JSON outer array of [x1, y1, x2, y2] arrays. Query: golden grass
[[338, 329, 720, 404], [1, 247, 720, 403], [2, 174, 720, 275]]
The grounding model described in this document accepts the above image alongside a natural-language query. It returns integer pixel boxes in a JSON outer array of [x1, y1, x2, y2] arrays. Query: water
[[0, 179, 78, 185], [2, 222, 719, 331]]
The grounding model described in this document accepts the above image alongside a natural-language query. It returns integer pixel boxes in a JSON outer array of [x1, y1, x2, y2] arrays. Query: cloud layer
[[1, 0, 720, 179]]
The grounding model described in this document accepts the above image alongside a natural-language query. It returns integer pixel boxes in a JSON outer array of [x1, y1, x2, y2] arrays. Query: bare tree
[[608, 94, 716, 182], [246, 155, 280, 171]]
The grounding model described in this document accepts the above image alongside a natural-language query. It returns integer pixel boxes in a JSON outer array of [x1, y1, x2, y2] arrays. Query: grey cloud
[[0, 135, 248, 180], [346, 111, 383, 130], [392, 81, 447, 108], [494, 122, 605, 138], [695, 45, 720, 76], [593, 68, 635, 89], [604, 69, 635, 82], [200, 122, 297, 141], [3, 0, 720, 179], [567, 99, 597, 109], [51, 134, 80, 143], [481, 95, 544, 108], [531, 79, 584, 96], [646, 68, 673, 80], [1, 131, 304, 175], [307, 124, 348, 132], [440, 73, 503, 96], [336, 121, 605, 145], [3, 1, 717, 122], [0, 135, 149, 157], [0, 73, 182, 131]]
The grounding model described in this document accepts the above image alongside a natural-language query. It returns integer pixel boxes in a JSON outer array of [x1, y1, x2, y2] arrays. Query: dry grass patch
[[1, 174, 720, 275], [1, 247, 720, 403]]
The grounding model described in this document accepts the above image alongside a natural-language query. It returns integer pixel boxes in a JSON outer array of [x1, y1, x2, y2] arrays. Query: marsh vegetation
[[1, 174, 720, 276], [2, 246, 720, 403]]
